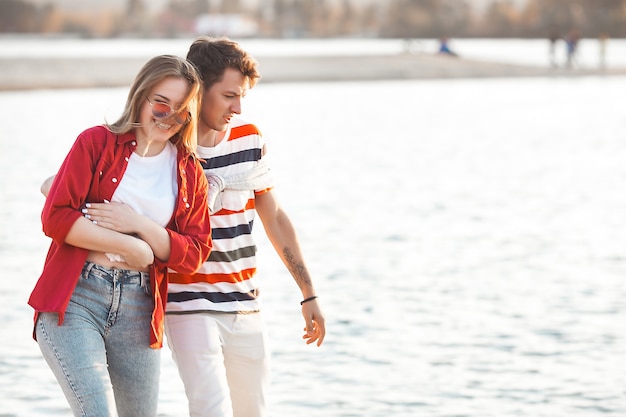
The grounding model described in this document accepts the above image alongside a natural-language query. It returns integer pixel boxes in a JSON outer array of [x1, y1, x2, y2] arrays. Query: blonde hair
[[107, 55, 202, 158]]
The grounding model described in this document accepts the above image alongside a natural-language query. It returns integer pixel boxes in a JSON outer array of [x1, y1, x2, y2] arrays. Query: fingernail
[[81, 209, 88, 214], [85, 203, 91, 208]]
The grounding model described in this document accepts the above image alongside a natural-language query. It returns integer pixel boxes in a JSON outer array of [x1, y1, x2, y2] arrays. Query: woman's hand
[[82, 201, 141, 235], [83, 200, 172, 262]]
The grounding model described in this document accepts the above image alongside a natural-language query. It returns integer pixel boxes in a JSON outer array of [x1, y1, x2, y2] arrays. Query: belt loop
[[82, 261, 95, 279], [140, 271, 150, 289]]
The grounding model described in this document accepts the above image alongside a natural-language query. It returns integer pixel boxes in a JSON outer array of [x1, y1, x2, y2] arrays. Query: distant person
[[599, 32, 609, 70], [548, 30, 560, 67], [438, 37, 458, 57], [165, 37, 326, 417], [565, 29, 580, 68], [32, 55, 212, 416]]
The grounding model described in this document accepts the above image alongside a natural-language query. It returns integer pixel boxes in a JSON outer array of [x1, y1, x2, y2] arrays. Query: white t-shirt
[[104, 141, 178, 262], [112, 140, 178, 226]]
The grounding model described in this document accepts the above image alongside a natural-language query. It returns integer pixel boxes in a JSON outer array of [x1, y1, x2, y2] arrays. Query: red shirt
[[28, 125, 212, 348]]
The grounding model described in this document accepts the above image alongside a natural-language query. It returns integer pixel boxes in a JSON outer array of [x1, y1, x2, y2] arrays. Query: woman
[[28, 55, 212, 417]]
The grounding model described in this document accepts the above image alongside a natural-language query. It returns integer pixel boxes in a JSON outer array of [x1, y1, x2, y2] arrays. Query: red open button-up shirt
[[28, 125, 212, 348]]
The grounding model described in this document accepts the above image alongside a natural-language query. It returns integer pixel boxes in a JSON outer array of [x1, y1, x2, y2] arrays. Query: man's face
[[199, 68, 248, 132]]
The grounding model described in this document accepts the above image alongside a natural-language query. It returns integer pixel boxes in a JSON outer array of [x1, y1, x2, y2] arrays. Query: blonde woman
[[29, 55, 212, 417]]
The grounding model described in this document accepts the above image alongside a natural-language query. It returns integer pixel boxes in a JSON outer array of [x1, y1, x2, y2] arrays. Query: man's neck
[[198, 128, 225, 148]]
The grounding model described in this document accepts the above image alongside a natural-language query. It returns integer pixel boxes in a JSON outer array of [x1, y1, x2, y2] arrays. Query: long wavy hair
[[107, 55, 202, 158]]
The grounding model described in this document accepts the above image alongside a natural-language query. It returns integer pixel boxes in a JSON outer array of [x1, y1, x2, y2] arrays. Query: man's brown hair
[[186, 36, 260, 90]]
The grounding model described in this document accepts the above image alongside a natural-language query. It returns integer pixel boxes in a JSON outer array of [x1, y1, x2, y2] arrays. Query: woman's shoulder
[[177, 145, 205, 171], [79, 124, 110, 135], [76, 125, 115, 142], [77, 125, 136, 149], [183, 154, 209, 189], [68, 125, 116, 154]]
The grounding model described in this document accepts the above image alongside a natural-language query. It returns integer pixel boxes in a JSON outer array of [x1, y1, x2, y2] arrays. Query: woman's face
[[137, 76, 190, 150]]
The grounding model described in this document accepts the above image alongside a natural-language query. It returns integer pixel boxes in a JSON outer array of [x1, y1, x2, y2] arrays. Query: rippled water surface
[[1, 45, 626, 416]]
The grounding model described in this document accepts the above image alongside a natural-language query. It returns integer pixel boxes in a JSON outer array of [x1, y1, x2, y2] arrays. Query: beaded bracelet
[[300, 295, 318, 305]]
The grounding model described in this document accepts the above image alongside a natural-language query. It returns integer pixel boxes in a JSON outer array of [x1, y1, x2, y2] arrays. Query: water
[[1, 40, 626, 416], [2, 37, 626, 68]]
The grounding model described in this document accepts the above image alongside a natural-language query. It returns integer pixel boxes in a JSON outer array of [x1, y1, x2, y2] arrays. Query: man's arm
[[41, 175, 55, 197], [255, 190, 326, 346]]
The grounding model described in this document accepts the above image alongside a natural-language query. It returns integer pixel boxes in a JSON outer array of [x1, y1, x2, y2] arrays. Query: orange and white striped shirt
[[167, 118, 272, 314]]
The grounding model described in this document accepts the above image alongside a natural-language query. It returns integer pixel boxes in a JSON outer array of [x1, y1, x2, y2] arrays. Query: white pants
[[165, 312, 270, 417]]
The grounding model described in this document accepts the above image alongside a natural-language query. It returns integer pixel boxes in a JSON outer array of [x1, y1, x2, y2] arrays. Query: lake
[[1, 38, 625, 417], [2, 37, 626, 69]]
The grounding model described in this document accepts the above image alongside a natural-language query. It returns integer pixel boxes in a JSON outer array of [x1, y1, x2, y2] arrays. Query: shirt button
[[125, 157, 129, 162], [112, 178, 118, 183], [185, 203, 190, 208], [132, 141, 136, 146], [183, 197, 187, 202]]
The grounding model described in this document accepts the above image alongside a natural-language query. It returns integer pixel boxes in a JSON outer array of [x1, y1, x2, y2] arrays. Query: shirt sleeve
[[41, 127, 104, 244]]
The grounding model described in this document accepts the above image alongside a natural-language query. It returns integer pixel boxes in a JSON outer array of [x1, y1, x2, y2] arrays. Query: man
[[165, 37, 326, 417]]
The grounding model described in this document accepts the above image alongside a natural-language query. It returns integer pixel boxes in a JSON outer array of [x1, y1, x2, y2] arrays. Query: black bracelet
[[300, 295, 318, 305]]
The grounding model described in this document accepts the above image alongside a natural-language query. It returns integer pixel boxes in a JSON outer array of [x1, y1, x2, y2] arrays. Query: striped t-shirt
[[167, 118, 271, 314]]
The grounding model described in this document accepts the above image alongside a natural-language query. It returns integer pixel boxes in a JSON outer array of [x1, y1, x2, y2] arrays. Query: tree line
[[1, 0, 625, 39]]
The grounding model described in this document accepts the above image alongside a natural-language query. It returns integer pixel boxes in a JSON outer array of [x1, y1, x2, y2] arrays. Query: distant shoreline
[[2, 53, 625, 90]]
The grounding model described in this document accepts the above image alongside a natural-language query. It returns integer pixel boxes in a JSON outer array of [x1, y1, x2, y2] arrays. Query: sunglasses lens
[[148, 98, 190, 124], [174, 111, 191, 125], [151, 102, 172, 118]]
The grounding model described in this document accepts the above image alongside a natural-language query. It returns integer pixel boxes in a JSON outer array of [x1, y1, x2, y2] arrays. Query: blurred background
[[2, 1, 626, 417], [1, 0, 625, 40]]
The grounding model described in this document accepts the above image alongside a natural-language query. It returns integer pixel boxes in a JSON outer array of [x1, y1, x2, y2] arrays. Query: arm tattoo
[[283, 247, 312, 288]]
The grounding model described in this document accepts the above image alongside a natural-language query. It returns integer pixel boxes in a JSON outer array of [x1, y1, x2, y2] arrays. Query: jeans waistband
[[82, 261, 150, 286]]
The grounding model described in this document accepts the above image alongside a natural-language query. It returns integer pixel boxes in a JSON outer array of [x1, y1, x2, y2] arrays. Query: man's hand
[[301, 299, 326, 347]]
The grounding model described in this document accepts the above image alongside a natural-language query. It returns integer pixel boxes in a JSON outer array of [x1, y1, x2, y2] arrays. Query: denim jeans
[[36, 261, 160, 417]]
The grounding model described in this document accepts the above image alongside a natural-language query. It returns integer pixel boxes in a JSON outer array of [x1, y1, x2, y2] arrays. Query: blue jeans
[[35, 261, 160, 417]]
